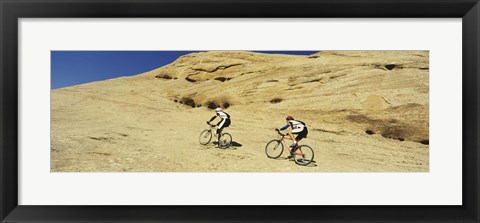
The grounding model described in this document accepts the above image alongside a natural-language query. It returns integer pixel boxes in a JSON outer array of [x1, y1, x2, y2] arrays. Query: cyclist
[[275, 116, 308, 158], [207, 107, 231, 144]]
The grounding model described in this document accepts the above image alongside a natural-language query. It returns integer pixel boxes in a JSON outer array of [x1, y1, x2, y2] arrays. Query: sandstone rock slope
[[51, 51, 429, 172]]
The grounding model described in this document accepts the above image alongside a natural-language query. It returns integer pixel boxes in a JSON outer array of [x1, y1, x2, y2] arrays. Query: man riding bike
[[275, 116, 308, 159], [207, 107, 231, 144]]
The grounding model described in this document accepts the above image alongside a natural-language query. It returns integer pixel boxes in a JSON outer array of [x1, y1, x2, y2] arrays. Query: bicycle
[[198, 122, 232, 148], [265, 129, 314, 166]]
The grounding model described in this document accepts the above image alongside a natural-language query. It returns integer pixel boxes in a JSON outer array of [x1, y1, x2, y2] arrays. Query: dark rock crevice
[[270, 98, 282, 104], [155, 74, 173, 79], [214, 77, 232, 82], [205, 100, 232, 109], [420, 140, 429, 145], [385, 64, 397, 70], [179, 97, 196, 108], [191, 63, 242, 73], [185, 76, 197, 82]]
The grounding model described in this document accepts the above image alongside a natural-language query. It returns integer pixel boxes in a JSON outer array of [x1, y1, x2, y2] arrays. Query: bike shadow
[[274, 157, 318, 167], [227, 141, 243, 149], [203, 141, 242, 150], [304, 161, 318, 167], [292, 160, 318, 167]]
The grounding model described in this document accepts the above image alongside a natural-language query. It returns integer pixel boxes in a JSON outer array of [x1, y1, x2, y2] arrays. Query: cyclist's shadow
[[228, 141, 243, 149], [276, 157, 318, 167], [294, 160, 318, 167]]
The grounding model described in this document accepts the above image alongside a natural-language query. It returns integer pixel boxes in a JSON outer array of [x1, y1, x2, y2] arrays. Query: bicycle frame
[[207, 123, 227, 140], [276, 130, 305, 157], [207, 124, 218, 136]]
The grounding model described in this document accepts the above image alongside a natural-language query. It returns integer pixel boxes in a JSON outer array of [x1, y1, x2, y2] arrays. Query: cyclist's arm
[[279, 124, 289, 131], [279, 124, 295, 142], [208, 116, 217, 122]]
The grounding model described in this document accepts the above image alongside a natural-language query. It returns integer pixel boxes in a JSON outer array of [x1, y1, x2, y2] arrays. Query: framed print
[[1, 0, 479, 222]]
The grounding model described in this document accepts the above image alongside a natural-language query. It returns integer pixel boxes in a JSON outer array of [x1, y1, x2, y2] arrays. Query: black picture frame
[[1, 0, 479, 222]]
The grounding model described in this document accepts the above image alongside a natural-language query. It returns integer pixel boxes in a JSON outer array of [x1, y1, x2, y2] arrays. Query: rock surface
[[51, 51, 429, 172]]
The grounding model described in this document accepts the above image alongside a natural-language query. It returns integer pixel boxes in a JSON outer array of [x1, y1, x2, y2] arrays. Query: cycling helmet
[[215, 107, 222, 112], [286, 116, 294, 120]]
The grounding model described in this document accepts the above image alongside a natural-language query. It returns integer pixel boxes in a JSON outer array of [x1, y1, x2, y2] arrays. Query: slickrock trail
[[51, 51, 429, 172]]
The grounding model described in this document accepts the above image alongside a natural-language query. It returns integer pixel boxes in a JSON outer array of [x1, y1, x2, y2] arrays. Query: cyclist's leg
[[212, 127, 217, 138], [224, 118, 231, 128], [216, 119, 226, 141], [219, 119, 230, 139], [295, 133, 305, 143], [287, 130, 297, 151], [295, 128, 307, 143], [293, 129, 308, 155], [217, 127, 224, 135], [287, 132, 299, 157]]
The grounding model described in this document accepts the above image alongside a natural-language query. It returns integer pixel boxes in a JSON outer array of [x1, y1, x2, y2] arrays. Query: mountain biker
[[275, 116, 308, 158], [207, 107, 231, 144]]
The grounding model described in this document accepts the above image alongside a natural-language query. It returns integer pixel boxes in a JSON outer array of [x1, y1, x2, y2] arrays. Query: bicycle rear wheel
[[199, 129, 212, 145], [265, 140, 283, 159], [294, 145, 314, 166], [218, 133, 232, 148]]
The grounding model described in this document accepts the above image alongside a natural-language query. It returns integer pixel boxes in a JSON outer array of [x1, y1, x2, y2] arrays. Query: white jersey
[[216, 111, 230, 119], [289, 120, 305, 133]]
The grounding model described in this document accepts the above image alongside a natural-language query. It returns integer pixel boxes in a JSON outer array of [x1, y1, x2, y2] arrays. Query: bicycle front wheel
[[265, 140, 283, 159], [199, 129, 212, 145], [294, 145, 314, 166], [218, 133, 232, 148]]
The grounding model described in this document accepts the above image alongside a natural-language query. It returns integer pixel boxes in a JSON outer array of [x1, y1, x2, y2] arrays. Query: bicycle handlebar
[[276, 129, 287, 137]]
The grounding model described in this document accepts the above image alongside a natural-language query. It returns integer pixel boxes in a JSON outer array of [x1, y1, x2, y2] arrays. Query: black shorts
[[293, 128, 308, 141], [217, 119, 230, 134], [217, 119, 230, 129]]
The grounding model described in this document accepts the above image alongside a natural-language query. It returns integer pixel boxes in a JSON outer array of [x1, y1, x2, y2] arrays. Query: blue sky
[[51, 51, 319, 89]]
